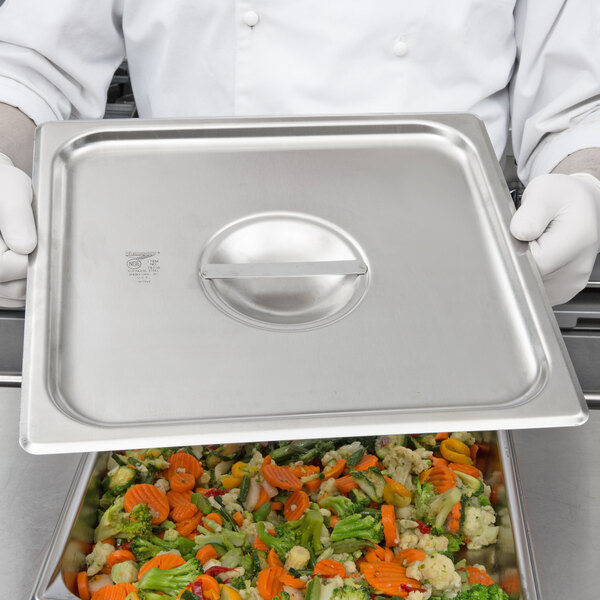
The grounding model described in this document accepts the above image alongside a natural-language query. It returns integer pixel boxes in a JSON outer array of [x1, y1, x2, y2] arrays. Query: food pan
[[29, 432, 539, 600]]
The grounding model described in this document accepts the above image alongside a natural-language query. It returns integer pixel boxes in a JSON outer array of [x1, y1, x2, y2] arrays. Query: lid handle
[[200, 259, 367, 280]]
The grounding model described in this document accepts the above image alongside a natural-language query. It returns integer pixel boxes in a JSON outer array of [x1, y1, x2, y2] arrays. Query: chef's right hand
[[0, 152, 36, 308]]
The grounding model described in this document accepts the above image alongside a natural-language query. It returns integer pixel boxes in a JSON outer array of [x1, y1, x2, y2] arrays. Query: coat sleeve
[[0, 0, 125, 124], [510, 0, 600, 184]]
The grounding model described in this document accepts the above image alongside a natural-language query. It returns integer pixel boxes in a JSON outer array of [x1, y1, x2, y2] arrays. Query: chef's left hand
[[510, 173, 600, 306]]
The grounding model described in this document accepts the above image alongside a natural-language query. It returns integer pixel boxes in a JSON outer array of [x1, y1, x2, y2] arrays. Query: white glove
[[510, 173, 600, 306], [0, 152, 36, 308]]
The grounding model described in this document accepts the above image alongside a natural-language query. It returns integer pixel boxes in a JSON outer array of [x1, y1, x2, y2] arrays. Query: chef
[[0, 0, 599, 308]]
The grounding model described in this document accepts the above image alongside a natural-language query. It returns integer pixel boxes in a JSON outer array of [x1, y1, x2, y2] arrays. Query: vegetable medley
[[76, 433, 513, 600]]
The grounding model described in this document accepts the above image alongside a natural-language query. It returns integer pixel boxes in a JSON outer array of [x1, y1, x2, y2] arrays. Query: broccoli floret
[[138, 558, 203, 596], [256, 521, 299, 561], [274, 593, 291, 600], [194, 527, 245, 550], [296, 509, 326, 555], [320, 496, 358, 519], [330, 514, 383, 544], [230, 576, 248, 590], [443, 533, 465, 553], [413, 480, 436, 522], [455, 583, 509, 600], [94, 496, 153, 542], [331, 585, 371, 600], [131, 534, 197, 563]]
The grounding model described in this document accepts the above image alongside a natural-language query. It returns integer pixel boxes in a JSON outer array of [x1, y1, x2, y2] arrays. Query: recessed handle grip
[[200, 259, 368, 280]]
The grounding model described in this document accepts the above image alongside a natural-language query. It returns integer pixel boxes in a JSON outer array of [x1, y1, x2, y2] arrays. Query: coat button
[[393, 40, 409, 57], [242, 10, 260, 27]]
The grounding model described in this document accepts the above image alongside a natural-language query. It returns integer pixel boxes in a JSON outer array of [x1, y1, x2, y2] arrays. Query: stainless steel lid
[[20, 115, 588, 454]]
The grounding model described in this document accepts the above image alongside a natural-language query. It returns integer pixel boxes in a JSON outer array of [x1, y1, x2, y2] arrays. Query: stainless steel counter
[[2, 386, 598, 599]]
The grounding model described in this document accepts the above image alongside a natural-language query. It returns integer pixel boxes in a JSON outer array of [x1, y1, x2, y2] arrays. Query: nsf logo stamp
[[125, 251, 161, 283]]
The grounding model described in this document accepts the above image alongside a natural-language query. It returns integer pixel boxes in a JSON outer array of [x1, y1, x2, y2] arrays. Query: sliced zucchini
[[454, 471, 484, 497], [348, 488, 370, 508], [429, 486, 462, 530], [108, 465, 138, 491], [363, 468, 386, 501], [350, 471, 378, 502]]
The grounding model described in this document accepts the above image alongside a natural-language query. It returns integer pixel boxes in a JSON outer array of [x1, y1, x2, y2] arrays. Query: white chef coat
[[0, 0, 598, 183]]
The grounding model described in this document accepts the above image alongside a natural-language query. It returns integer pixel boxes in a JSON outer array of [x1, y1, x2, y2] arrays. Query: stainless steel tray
[[28, 432, 540, 600], [21, 115, 587, 453]]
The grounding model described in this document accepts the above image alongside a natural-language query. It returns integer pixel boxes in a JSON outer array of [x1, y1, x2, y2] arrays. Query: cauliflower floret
[[222, 489, 243, 514], [111, 560, 138, 583], [285, 545, 311, 570], [315, 477, 339, 501], [462, 506, 499, 550], [397, 531, 420, 550], [414, 447, 433, 460], [157, 549, 182, 558], [240, 517, 258, 543], [396, 505, 417, 520], [343, 560, 358, 575], [338, 441, 365, 458], [407, 590, 431, 600], [154, 478, 170, 494], [318, 575, 346, 600], [163, 528, 180, 542], [398, 519, 419, 531], [248, 449, 265, 468], [321, 449, 343, 467], [85, 541, 114, 577], [416, 533, 448, 553], [240, 586, 263, 600], [199, 471, 211, 485], [451, 432, 476, 446], [407, 553, 461, 597], [382, 446, 429, 490]]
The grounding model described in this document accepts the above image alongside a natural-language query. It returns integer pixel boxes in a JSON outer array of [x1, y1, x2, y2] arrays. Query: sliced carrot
[[204, 512, 224, 527], [435, 432, 449, 441], [115, 582, 137, 594], [137, 553, 186, 580], [175, 511, 203, 537], [261, 462, 302, 491], [256, 487, 271, 510], [106, 549, 137, 568], [395, 548, 426, 566], [280, 572, 306, 589], [90, 586, 127, 600], [360, 562, 422, 597], [233, 511, 244, 527], [466, 565, 495, 586], [355, 455, 379, 471], [77, 571, 90, 600], [384, 548, 394, 562], [171, 502, 199, 523], [268, 548, 283, 568], [446, 502, 462, 535], [314, 559, 346, 578], [170, 472, 196, 492], [323, 459, 346, 480], [253, 536, 270, 552], [500, 569, 521, 596], [423, 465, 457, 494], [124, 484, 169, 525], [334, 475, 359, 493], [270, 501, 284, 511], [284, 490, 309, 521], [304, 478, 322, 493], [381, 504, 399, 547], [167, 451, 204, 481], [329, 516, 340, 528], [256, 567, 285, 600], [365, 546, 387, 563], [448, 463, 482, 479], [430, 456, 448, 468], [196, 544, 218, 564], [287, 465, 320, 478], [167, 489, 193, 509], [194, 575, 221, 600], [101, 538, 116, 546]]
